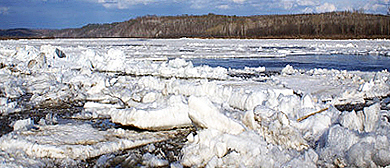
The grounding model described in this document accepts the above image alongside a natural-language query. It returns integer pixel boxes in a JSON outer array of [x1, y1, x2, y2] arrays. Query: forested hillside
[[0, 29, 46, 38], [2, 12, 390, 39]]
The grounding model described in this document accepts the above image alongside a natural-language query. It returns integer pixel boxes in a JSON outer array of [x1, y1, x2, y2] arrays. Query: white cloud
[[189, 0, 239, 9], [217, 5, 231, 9], [302, 7, 314, 13], [297, 0, 318, 6], [90, 0, 157, 9], [280, 0, 294, 10], [315, 2, 336, 13], [339, 6, 352, 12], [0, 7, 9, 15], [90, 0, 246, 10], [84, 0, 386, 15], [363, 2, 389, 13], [370, 4, 384, 11], [274, 0, 320, 10], [232, 0, 245, 4], [189, 0, 211, 9]]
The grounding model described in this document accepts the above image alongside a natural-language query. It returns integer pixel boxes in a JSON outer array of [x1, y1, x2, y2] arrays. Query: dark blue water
[[189, 55, 390, 72]]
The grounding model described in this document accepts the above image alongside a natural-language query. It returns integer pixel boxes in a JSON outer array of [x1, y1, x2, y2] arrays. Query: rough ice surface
[[110, 95, 193, 130], [0, 38, 390, 167]]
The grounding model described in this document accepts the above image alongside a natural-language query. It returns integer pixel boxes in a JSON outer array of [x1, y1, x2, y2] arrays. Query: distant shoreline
[[2, 36, 389, 40], [1, 12, 390, 40]]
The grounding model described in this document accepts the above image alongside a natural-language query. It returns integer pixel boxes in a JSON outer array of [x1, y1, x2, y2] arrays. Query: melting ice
[[0, 38, 390, 167]]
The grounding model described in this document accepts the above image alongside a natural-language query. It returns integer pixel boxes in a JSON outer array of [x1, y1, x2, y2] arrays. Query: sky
[[0, 0, 389, 29]]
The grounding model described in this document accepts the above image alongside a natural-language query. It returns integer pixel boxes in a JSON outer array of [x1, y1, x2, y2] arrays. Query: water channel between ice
[[189, 54, 390, 72]]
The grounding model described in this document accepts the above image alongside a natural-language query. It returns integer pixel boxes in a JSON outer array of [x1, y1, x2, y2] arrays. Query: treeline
[[0, 28, 45, 39], [2, 12, 390, 39]]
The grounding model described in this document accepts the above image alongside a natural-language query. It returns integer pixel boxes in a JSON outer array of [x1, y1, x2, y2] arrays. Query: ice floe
[[0, 121, 183, 167], [0, 38, 390, 167]]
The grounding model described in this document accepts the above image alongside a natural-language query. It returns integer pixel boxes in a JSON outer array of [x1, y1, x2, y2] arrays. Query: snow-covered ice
[[0, 123, 171, 160], [0, 38, 390, 167]]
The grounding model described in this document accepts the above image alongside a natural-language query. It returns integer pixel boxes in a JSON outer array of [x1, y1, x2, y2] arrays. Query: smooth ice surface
[[188, 96, 245, 135], [1, 38, 390, 167]]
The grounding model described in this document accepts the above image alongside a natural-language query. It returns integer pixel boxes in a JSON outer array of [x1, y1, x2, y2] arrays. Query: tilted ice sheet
[[0, 123, 176, 164]]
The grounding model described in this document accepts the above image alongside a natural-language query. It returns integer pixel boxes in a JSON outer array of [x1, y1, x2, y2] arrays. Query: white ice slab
[[0, 124, 171, 160]]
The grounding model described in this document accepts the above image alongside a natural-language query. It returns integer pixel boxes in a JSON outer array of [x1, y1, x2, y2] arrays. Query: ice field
[[0, 38, 390, 167]]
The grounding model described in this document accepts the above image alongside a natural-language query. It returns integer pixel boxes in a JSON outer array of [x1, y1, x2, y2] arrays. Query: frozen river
[[0, 38, 390, 167]]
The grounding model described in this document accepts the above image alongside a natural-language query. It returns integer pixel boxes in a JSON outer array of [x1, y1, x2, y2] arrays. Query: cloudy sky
[[0, 0, 389, 29]]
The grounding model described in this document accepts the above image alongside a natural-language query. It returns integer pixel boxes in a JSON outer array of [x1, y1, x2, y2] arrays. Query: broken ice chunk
[[282, 149, 318, 167], [340, 103, 380, 133], [243, 106, 309, 151], [281, 64, 298, 75], [346, 142, 376, 167], [142, 91, 158, 103], [317, 125, 360, 165], [372, 149, 390, 167], [142, 153, 169, 167], [188, 96, 245, 135], [340, 110, 364, 132], [27, 53, 47, 69], [362, 103, 380, 132], [55, 48, 66, 58], [13, 118, 34, 131], [111, 96, 192, 130]]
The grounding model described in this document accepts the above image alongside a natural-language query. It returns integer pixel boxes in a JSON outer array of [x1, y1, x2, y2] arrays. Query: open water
[[190, 54, 390, 72]]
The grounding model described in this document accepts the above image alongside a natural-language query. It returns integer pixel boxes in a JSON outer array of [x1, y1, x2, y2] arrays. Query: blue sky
[[0, 0, 389, 29]]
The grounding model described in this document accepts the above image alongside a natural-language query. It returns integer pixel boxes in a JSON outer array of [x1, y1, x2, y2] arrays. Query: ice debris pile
[[0, 39, 390, 167]]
